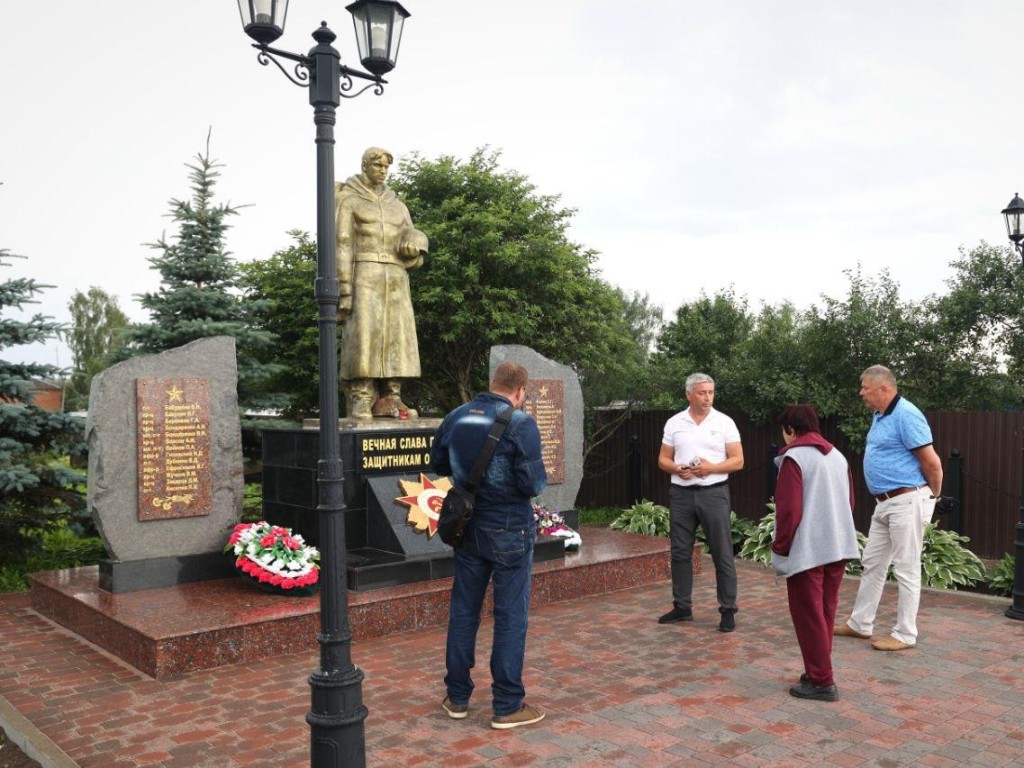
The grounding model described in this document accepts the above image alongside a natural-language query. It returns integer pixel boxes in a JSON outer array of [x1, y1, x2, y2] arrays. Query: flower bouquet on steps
[[533, 502, 582, 551], [225, 521, 320, 596]]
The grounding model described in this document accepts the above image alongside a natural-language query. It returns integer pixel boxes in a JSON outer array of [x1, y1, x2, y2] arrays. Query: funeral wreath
[[225, 521, 320, 594]]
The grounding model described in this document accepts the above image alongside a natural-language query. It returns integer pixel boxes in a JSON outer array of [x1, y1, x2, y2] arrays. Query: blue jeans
[[445, 521, 535, 717]]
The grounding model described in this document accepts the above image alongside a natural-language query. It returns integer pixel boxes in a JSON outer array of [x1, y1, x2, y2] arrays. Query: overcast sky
[[2, 1, 1022, 369]]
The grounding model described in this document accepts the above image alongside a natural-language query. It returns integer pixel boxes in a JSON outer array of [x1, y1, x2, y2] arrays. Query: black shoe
[[658, 606, 693, 624], [789, 681, 839, 702], [799, 673, 810, 684], [718, 611, 736, 632]]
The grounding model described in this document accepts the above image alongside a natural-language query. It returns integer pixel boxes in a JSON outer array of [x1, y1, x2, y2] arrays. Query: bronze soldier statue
[[336, 147, 428, 419]]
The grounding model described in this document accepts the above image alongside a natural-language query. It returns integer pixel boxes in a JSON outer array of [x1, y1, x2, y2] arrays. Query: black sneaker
[[657, 606, 693, 624], [789, 681, 839, 702], [718, 611, 736, 632]]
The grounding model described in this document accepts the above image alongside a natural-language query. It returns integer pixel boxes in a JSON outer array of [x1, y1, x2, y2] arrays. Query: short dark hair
[[491, 362, 528, 393], [778, 404, 821, 436]]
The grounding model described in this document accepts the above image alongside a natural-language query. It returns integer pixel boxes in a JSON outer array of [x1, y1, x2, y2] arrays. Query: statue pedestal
[[261, 420, 563, 591]]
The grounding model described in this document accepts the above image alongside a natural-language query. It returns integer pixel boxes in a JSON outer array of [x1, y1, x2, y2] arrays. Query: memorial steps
[[28, 525, 677, 680]]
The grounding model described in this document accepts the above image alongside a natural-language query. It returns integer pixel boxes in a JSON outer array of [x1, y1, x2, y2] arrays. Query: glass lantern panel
[[238, 0, 287, 29], [1007, 211, 1024, 239]]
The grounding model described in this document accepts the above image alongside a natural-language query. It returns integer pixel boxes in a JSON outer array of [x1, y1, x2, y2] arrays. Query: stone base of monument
[[345, 537, 566, 591], [28, 526, 690, 679], [98, 551, 237, 593], [265, 421, 578, 591]]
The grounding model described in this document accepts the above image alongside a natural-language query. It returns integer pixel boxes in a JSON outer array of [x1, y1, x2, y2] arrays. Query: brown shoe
[[442, 697, 468, 719], [491, 703, 545, 730], [872, 636, 912, 651], [833, 624, 870, 639]]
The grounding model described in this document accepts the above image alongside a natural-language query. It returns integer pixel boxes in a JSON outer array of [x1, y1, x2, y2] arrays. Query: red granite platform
[[28, 526, 681, 679]]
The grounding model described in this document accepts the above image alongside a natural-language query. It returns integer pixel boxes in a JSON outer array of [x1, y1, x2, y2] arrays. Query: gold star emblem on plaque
[[539, 385, 548, 398], [396, 474, 453, 538], [166, 385, 184, 402]]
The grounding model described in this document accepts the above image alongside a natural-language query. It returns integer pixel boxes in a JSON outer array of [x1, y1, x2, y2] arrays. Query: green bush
[[242, 482, 263, 523], [0, 524, 106, 593], [578, 506, 623, 525], [987, 553, 1014, 597], [739, 510, 775, 566], [610, 499, 669, 537], [920, 524, 986, 590]]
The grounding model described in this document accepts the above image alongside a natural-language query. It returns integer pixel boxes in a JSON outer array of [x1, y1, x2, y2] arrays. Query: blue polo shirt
[[862, 394, 932, 495]]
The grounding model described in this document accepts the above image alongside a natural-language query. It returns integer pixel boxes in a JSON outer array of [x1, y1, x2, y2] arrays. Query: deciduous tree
[[64, 287, 129, 411]]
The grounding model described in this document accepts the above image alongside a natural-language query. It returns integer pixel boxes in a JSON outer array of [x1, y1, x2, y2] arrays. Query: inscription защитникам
[[136, 377, 213, 521], [357, 431, 434, 473]]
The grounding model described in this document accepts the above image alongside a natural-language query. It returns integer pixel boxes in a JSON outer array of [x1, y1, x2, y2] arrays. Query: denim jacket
[[429, 392, 548, 528]]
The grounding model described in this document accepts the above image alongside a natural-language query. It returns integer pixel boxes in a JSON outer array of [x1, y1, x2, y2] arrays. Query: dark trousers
[[445, 522, 535, 716], [668, 484, 737, 613], [786, 561, 845, 686]]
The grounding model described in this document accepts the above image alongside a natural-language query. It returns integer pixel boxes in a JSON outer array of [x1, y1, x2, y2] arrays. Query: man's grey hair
[[685, 372, 714, 395], [861, 364, 897, 389]]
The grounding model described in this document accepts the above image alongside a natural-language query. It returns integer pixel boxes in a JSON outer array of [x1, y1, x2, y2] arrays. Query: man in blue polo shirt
[[834, 365, 942, 651]]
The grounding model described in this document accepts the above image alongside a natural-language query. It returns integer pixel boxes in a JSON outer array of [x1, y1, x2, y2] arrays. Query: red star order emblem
[[396, 474, 453, 538]]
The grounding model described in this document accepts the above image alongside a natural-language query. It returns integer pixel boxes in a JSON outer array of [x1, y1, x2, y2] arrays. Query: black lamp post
[[236, 1, 410, 764], [1000, 193, 1024, 620]]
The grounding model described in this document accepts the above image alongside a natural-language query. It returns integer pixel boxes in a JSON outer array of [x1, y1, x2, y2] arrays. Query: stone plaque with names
[[523, 378, 565, 484], [137, 377, 213, 521]]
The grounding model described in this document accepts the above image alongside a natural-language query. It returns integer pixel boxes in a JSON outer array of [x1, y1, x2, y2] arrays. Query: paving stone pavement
[[1, 554, 1023, 767]]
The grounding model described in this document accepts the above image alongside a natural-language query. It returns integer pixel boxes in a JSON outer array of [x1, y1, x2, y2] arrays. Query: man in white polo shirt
[[657, 373, 744, 631]]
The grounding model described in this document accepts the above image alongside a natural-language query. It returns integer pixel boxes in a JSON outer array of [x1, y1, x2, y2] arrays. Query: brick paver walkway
[[2, 552, 1023, 766]]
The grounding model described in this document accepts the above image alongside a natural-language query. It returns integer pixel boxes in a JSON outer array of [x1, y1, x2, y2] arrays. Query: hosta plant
[[610, 499, 669, 538], [920, 523, 986, 590], [987, 553, 1014, 597], [739, 510, 775, 566]]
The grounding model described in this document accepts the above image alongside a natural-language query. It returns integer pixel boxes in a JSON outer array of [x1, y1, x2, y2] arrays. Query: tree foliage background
[[119, 137, 281, 413], [224, 147, 1022, 439], [238, 231, 318, 420], [390, 148, 656, 414], [0, 250, 85, 557], [64, 287, 129, 412]]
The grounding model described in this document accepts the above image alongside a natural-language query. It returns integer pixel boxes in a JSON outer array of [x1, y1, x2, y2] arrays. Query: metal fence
[[577, 409, 1023, 560]]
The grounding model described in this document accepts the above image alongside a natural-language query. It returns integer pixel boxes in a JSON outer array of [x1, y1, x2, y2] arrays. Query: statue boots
[[345, 378, 375, 420], [371, 378, 418, 419]]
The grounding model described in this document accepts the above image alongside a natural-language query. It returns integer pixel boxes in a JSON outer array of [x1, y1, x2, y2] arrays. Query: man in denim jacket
[[430, 362, 548, 729]]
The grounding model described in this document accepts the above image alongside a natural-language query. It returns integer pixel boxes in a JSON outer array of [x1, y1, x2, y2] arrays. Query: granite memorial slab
[[490, 345, 583, 514], [87, 336, 244, 592]]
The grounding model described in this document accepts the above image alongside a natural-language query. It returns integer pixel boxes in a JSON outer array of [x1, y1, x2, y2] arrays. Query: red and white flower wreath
[[225, 521, 320, 590]]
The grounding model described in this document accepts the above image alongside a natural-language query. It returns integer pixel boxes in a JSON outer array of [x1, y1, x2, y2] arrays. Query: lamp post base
[[1006, 604, 1024, 620]]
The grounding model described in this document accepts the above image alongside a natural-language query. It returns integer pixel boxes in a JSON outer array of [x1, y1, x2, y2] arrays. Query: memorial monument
[[336, 146, 428, 420], [87, 336, 244, 592]]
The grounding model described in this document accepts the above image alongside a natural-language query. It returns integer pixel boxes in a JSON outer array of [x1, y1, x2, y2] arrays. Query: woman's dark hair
[[778, 404, 821, 435]]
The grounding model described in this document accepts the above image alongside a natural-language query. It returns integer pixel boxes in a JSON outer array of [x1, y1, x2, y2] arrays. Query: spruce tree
[[124, 136, 281, 412], [0, 249, 85, 557]]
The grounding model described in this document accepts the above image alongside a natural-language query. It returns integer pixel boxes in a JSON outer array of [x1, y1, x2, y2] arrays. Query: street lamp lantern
[[346, 0, 410, 76], [1002, 193, 1024, 252], [237, 0, 289, 45], [238, 5, 409, 765]]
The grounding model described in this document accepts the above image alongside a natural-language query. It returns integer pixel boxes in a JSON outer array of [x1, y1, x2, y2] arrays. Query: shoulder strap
[[463, 406, 513, 494]]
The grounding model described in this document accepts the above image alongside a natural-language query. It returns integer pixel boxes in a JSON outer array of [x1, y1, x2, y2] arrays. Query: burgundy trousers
[[786, 561, 846, 686]]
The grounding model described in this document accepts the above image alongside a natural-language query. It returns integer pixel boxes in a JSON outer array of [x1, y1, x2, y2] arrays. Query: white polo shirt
[[662, 407, 741, 487]]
